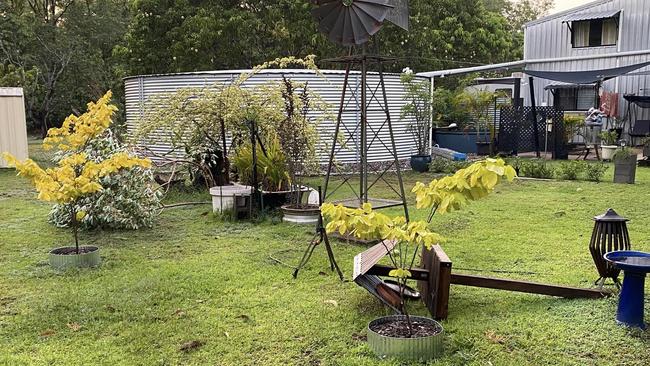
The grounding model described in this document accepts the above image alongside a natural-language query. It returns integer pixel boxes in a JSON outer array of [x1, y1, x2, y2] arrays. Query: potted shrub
[[3, 91, 152, 269], [276, 77, 322, 223], [613, 147, 637, 184], [599, 130, 618, 161], [454, 90, 504, 156], [321, 159, 516, 361], [400, 68, 431, 172]]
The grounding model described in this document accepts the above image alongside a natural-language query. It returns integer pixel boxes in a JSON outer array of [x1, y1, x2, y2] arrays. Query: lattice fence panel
[[498, 106, 567, 159]]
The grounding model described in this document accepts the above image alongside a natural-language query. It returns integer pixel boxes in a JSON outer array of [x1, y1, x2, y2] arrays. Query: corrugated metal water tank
[[124, 69, 425, 164]]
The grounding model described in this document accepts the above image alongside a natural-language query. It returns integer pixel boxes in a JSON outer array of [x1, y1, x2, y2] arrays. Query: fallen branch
[[162, 201, 212, 209]]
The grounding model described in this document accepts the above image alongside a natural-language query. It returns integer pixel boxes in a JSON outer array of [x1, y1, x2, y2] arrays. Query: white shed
[[0, 88, 29, 168]]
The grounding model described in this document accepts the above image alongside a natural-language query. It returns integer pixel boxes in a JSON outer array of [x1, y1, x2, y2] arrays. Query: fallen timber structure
[[353, 242, 612, 320]]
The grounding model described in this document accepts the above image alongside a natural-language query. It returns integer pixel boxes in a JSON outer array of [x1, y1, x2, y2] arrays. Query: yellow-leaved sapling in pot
[[3, 91, 152, 269], [321, 159, 517, 360]]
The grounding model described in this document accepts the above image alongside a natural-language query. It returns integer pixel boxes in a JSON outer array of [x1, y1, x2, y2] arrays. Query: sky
[[550, 0, 596, 14]]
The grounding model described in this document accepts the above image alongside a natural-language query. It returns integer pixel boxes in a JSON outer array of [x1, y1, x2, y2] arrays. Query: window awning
[[562, 10, 621, 23], [525, 61, 650, 85]]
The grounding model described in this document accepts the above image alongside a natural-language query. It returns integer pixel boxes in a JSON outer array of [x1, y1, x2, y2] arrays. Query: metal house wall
[[522, 0, 650, 122], [124, 69, 425, 164], [0, 88, 28, 168]]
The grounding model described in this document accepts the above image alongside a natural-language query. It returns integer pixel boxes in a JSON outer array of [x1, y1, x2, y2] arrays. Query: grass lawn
[[1, 142, 649, 365]]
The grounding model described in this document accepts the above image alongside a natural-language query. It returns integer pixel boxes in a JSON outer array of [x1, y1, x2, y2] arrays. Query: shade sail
[[624, 94, 650, 109], [525, 61, 650, 85], [563, 10, 620, 23]]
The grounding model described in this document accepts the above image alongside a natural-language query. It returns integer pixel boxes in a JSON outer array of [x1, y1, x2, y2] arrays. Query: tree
[[0, 0, 132, 135], [3, 91, 152, 253], [115, 0, 524, 76], [485, 0, 554, 58], [322, 159, 517, 336]]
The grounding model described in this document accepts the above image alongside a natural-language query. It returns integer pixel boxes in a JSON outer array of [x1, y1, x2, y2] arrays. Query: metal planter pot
[[367, 315, 444, 361], [281, 204, 320, 224], [613, 156, 637, 184], [409, 155, 432, 173], [49, 246, 101, 270]]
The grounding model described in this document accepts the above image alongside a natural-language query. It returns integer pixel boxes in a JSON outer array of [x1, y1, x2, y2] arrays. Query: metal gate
[[497, 106, 567, 159]]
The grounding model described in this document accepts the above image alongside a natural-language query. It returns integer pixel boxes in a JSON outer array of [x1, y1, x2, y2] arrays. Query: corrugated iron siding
[[0, 88, 29, 168], [124, 69, 425, 164], [523, 0, 650, 121]]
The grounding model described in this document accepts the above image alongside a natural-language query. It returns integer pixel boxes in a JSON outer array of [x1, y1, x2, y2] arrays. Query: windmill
[[293, 0, 411, 280]]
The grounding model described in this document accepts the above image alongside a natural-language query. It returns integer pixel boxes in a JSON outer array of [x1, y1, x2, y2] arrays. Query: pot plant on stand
[[400, 68, 431, 172], [3, 91, 152, 269], [613, 146, 638, 184], [277, 77, 322, 224], [599, 130, 618, 161], [321, 159, 516, 361]]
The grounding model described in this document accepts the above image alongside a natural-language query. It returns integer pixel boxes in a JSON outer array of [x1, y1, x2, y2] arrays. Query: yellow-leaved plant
[[3, 91, 152, 254], [320, 158, 516, 336]]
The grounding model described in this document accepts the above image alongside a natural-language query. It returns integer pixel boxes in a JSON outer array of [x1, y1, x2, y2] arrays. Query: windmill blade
[[386, 0, 409, 31], [311, 0, 394, 46]]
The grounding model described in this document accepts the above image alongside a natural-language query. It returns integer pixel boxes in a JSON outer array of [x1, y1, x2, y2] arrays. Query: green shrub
[[232, 137, 290, 192], [519, 159, 555, 179], [557, 160, 585, 180], [429, 157, 471, 174], [584, 162, 608, 182], [49, 131, 161, 230], [505, 156, 523, 175]]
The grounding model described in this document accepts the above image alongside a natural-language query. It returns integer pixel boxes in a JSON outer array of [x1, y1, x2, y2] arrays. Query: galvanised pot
[[49, 246, 101, 270], [281, 204, 320, 224], [367, 315, 444, 361]]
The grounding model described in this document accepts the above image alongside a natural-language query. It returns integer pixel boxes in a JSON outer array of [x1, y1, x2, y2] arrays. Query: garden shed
[[0, 88, 28, 168], [124, 69, 426, 164]]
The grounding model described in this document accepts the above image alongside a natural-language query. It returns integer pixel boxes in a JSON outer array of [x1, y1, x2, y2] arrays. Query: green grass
[[1, 143, 649, 365]]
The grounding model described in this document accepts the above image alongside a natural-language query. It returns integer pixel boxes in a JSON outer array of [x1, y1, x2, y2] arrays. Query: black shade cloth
[[545, 82, 595, 90], [525, 61, 650, 85], [623, 94, 650, 109]]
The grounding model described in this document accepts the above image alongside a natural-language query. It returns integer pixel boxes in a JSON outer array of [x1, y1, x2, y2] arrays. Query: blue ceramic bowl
[[604, 250, 650, 272]]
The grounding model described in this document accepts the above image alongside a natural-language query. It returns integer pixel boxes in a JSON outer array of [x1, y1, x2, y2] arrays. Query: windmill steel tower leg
[[323, 64, 351, 199], [378, 61, 409, 221], [360, 48, 368, 205]]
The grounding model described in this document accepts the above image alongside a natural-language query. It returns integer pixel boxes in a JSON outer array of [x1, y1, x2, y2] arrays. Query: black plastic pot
[[476, 142, 491, 156], [410, 155, 432, 173], [643, 144, 650, 158]]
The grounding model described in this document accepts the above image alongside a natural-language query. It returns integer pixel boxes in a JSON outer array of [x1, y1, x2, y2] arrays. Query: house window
[[572, 18, 618, 47], [553, 87, 596, 111]]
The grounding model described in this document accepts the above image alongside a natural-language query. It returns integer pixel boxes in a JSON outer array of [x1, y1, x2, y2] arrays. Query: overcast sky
[[550, 0, 595, 14]]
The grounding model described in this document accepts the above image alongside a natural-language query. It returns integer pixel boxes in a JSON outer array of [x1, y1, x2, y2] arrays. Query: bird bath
[[604, 251, 650, 329]]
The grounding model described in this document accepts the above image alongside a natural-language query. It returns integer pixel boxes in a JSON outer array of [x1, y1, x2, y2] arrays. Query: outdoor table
[[604, 251, 650, 329]]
